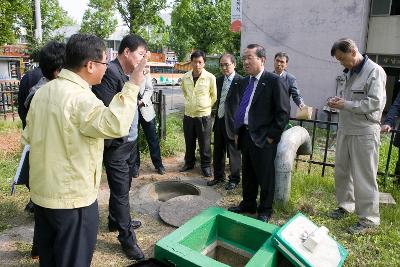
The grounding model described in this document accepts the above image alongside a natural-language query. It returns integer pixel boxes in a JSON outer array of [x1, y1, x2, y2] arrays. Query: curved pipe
[[274, 126, 312, 203]]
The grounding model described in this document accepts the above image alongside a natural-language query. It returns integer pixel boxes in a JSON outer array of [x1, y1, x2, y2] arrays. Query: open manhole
[[131, 178, 221, 216], [153, 181, 200, 202]]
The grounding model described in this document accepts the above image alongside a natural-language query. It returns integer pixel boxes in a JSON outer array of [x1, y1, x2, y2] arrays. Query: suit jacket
[[18, 67, 43, 128], [214, 73, 243, 140], [274, 70, 304, 107], [139, 73, 156, 122], [238, 70, 290, 148], [92, 58, 130, 146]]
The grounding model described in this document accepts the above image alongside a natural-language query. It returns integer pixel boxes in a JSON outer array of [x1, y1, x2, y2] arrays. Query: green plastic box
[[155, 207, 280, 267]]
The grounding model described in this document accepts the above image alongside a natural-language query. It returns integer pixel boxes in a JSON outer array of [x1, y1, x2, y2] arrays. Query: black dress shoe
[[228, 205, 256, 214], [122, 244, 145, 260], [201, 168, 212, 177], [109, 220, 142, 232], [31, 242, 39, 259], [156, 166, 166, 175], [179, 164, 194, 172], [257, 213, 272, 222], [225, 182, 238, 190], [24, 200, 35, 214], [207, 179, 224, 186]]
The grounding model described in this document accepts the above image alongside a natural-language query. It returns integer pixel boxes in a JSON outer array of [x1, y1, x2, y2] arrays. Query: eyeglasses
[[92, 60, 109, 67], [219, 63, 232, 68]]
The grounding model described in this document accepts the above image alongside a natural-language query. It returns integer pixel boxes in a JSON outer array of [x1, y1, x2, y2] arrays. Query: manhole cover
[[159, 195, 214, 227], [131, 178, 221, 216]]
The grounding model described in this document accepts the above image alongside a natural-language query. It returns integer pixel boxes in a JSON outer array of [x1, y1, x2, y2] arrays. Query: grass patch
[[0, 120, 30, 233], [138, 112, 185, 158], [0, 119, 21, 133]]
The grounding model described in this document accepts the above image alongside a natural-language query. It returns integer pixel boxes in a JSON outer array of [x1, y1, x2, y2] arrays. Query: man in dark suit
[[207, 53, 242, 190], [92, 34, 146, 260], [228, 44, 290, 222]]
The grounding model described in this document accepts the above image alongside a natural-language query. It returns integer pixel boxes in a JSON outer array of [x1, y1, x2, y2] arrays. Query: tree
[[21, 0, 74, 45], [115, 0, 167, 34], [80, 0, 118, 39], [170, 0, 240, 60], [0, 0, 30, 45]]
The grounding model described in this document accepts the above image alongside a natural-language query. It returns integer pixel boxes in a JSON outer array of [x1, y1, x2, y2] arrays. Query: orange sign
[[0, 45, 28, 57]]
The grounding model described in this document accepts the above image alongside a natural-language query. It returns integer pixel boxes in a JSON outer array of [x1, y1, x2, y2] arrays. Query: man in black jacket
[[92, 34, 146, 260], [207, 53, 242, 190], [228, 44, 290, 222]]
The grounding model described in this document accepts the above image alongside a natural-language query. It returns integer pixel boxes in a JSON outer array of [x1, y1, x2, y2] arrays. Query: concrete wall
[[367, 16, 400, 55], [241, 0, 370, 112]]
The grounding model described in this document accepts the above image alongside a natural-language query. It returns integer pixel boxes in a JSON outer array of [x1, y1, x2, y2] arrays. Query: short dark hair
[[274, 52, 289, 63], [118, 34, 147, 54], [247, 44, 266, 59], [39, 41, 66, 80], [64, 34, 106, 70], [330, 38, 358, 56], [219, 53, 236, 65], [191, 50, 206, 62]]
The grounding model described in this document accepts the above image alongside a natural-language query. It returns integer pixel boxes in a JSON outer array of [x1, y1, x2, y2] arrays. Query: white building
[[241, 0, 400, 114]]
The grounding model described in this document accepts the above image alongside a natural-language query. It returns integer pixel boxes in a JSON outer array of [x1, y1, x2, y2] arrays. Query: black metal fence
[[0, 81, 167, 139], [0, 81, 19, 121], [292, 110, 399, 187]]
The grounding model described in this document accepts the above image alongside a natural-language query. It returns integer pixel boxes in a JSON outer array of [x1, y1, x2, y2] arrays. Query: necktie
[[234, 77, 256, 129], [217, 77, 230, 118]]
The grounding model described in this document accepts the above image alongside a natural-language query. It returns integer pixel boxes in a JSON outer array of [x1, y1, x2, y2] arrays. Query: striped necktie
[[217, 77, 230, 118], [234, 77, 256, 129]]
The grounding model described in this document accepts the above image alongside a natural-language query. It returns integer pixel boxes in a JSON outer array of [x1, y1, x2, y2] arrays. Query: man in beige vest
[[328, 38, 386, 234]]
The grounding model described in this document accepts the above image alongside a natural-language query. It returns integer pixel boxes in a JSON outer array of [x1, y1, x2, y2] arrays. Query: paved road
[[154, 85, 184, 114]]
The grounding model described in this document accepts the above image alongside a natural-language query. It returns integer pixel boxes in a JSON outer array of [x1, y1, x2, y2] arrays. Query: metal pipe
[[274, 126, 312, 203]]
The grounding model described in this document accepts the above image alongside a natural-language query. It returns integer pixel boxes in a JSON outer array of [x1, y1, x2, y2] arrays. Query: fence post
[[308, 109, 318, 174], [161, 93, 167, 139], [321, 111, 332, 177], [1, 84, 6, 120]]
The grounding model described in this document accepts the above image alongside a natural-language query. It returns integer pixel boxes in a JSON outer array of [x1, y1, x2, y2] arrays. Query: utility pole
[[34, 0, 42, 42]]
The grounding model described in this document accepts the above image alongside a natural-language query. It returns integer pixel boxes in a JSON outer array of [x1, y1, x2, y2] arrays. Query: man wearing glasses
[[228, 44, 290, 222], [207, 53, 242, 190], [92, 34, 147, 260], [22, 33, 146, 266]]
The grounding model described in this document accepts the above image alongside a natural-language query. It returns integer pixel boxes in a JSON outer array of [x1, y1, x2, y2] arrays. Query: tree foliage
[[115, 0, 167, 34], [0, 0, 30, 45], [115, 0, 169, 52], [21, 0, 74, 45], [80, 0, 118, 39], [170, 0, 240, 61]]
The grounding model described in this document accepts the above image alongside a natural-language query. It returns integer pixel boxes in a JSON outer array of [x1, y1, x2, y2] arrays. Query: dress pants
[[239, 127, 277, 215], [136, 111, 163, 169], [334, 131, 380, 225], [183, 115, 212, 168], [213, 116, 241, 183], [34, 200, 99, 267], [103, 141, 138, 247]]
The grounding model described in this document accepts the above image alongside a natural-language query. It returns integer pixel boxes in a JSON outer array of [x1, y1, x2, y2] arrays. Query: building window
[[391, 0, 400, 15], [371, 0, 400, 16]]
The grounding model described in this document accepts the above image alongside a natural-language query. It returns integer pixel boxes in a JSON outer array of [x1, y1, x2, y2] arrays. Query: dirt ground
[[0, 153, 245, 267]]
